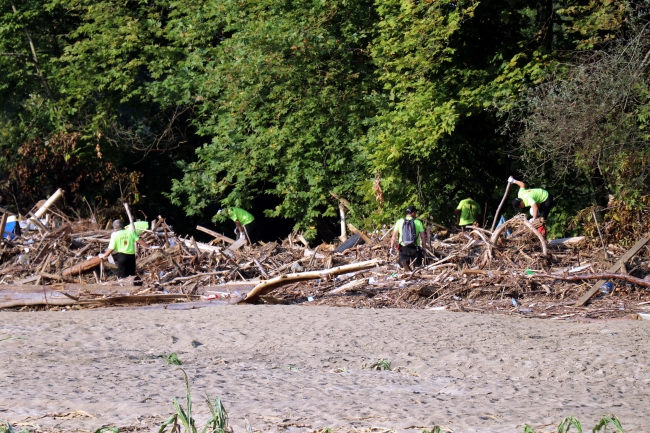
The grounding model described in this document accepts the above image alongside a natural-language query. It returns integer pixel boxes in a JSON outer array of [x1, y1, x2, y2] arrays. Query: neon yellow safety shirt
[[518, 188, 549, 207], [456, 198, 481, 226], [108, 229, 140, 255], [228, 207, 254, 225], [394, 217, 425, 246]]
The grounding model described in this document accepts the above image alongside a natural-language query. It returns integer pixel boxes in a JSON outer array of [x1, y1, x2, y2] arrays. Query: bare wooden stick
[[534, 272, 650, 287], [124, 203, 135, 230], [196, 225, 235, 245], [491, 181, 512, 232]]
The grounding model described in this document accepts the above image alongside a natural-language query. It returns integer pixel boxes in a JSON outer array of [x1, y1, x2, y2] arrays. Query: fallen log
[[533, 272, 650, 288], [241, 259, 383, 303], [61, 256, 102, 278], [33, 188, 64, 218]]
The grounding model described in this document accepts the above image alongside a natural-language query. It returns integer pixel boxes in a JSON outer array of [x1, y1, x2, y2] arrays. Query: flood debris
[[2, 195, 650, 319]]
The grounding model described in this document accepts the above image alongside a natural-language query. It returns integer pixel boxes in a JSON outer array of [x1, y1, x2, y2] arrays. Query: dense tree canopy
[[0, 0, 646, 238]]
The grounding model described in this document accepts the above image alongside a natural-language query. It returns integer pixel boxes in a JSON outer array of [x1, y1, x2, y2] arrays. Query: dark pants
[[537, 195, 555, 219], [398, 245, 422, 270], [115, 253, 136, 278]]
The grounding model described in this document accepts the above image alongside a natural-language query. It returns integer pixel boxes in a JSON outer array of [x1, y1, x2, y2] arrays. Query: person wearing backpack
[[390, 205, 426, 271]]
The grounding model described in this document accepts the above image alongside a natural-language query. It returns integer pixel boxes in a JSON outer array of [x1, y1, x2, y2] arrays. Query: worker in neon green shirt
[[218, 207, 254, 243], [99, 219, 152, 278], [455, 192, 481, 230], [509, 178, 554, 220], [390, 205, 426, 270], [509, 177, 555, 238]]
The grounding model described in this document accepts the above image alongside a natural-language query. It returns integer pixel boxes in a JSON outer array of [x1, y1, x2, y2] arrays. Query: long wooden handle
[[490, 182, 512, 232], [124, 203, 135, 230]]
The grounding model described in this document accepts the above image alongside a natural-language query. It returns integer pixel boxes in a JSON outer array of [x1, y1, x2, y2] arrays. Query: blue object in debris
[[3, 216, 20, 240]]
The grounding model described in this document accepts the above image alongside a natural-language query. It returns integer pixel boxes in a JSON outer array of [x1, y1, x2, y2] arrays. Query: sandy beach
[[2, 306, 649, 433]]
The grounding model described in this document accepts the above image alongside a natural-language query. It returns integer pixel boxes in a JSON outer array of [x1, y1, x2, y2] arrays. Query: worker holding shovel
[[509, 177, 554, 237]]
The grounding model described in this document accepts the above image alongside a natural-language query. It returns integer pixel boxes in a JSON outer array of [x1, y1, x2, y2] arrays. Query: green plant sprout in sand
[[524, 415, 625, 433], [166, 352, 182, 366], [365, 359, 392, 371], [158, 369, 230, 433]]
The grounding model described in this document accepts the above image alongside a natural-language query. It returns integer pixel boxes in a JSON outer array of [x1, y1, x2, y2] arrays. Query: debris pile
[[2, 193, 650, 321]]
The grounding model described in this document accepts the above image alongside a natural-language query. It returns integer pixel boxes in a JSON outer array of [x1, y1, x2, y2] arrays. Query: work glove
[[98, 253, 105, 259], [508, 176, 516, 183], [389, 247, 395, 256], [529, 218, 535, 223]]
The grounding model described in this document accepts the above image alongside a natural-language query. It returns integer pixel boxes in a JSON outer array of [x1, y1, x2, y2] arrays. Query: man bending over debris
[[99, 219, 151, 278], [390, 205, 426, 271], [509, 177, 555, 237], [455, 192, 481, 230], [218, 207, 254, 243]]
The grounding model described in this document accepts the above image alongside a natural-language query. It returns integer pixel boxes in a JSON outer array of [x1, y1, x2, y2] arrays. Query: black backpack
[[401, 218, 417, 246]]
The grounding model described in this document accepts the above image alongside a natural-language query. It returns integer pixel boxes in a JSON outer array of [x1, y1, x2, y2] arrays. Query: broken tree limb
[[534, 272, 650, 288], [196, 225, 235, 245], [241, 259, 383, 303], [61, 257, 102, 279], [576, 237, 650, 306], [491, 181, 512, 232], [33, 188, 64, 219], [490, 215, 547, 257]]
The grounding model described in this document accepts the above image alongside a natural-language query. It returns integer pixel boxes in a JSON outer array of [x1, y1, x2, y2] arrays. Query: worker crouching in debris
[[99, 219, 151, 278], [390, 205, 426, 271], [509, 177, 555, 237], [455, 192, 481, 231], [218, 207, 254, 243]]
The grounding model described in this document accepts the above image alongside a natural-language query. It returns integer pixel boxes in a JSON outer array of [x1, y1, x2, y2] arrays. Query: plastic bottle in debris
[[17, 254, 29, 265], [600, 282, 614, 294]]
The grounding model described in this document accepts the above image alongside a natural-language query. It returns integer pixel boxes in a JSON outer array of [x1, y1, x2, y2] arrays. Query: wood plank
[[576, 237, 649, 306], [347, 223, 372, 244], [227, 236, 247, 251], [0, 212, 7, 239], [196, 225, 235, 245]]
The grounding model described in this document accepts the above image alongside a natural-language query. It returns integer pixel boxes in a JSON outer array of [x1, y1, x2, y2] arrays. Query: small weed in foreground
[[524, 415, 625, 433], [166, 353, 182, 365], [158, 369, 230, 433], [95, 427, 119, 433], [0, 420, 28, 433], [365, 359, 391, 371]]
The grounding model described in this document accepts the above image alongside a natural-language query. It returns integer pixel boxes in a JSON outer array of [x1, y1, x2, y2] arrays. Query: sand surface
[[2, 306, 650, 433]]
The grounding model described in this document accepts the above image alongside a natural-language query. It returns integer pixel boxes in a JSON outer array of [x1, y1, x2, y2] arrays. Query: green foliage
[[166, 352, 182, 366], [159, 369, 230, 433], [523, 415, 625, 433], [366, 358, 392, 371], [0, 0, 640, 237], [0, 420, 28, 433], [366, 0, 629, 225], [164, 0, 376, 231], [94, 427, 119, 433]]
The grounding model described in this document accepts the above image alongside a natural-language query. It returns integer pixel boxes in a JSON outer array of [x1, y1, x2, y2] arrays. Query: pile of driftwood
[[2, 196, 650, 320]]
